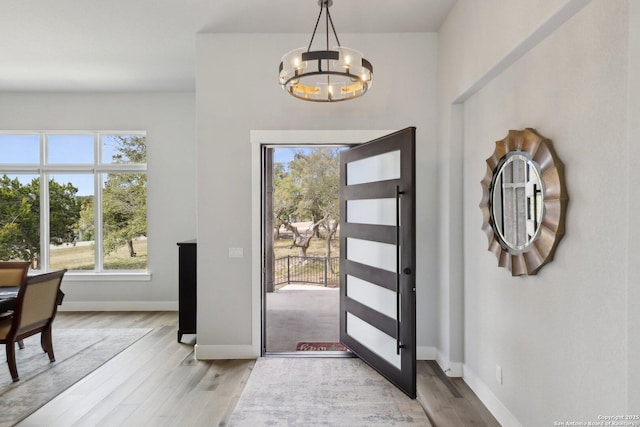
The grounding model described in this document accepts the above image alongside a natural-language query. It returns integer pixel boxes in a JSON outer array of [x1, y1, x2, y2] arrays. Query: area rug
[[296, 342, 349, 351], [0, 328, 151, 427], [227, 357, 432, 426]]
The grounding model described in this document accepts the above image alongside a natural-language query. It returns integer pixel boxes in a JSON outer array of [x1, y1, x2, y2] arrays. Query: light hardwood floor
[[18, 312, 499, 427], [417, 361, 501, 427], [18, 312, 254, 427]]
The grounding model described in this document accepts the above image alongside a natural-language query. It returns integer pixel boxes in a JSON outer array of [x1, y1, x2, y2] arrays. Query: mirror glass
[[491, 153, 544, 253]]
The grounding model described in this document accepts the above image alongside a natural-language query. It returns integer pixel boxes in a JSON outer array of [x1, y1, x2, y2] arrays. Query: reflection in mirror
[[491, 153, 543, 253]]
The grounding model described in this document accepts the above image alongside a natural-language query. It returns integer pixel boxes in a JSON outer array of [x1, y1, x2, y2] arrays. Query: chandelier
[[278, 0, 373, 102]]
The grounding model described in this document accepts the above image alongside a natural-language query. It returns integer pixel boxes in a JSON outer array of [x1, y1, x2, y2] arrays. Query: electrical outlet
[[228, 247, 244, 258], [496, 365, 503, 384]]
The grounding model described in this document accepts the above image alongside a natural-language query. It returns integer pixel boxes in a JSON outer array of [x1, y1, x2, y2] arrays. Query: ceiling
[[0, 0, 456, 92]]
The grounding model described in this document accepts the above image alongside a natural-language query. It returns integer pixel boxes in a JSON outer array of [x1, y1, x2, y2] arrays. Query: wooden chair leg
[[6, 341, 19, 382], [42, 328, 55, 362], [17, 340, 24, 350]]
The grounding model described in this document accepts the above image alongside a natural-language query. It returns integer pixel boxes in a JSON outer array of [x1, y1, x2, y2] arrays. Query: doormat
[[296, 342, 349, 351]]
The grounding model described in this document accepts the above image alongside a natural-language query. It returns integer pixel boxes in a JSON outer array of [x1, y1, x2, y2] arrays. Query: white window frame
[[0, 130, 150, 281]]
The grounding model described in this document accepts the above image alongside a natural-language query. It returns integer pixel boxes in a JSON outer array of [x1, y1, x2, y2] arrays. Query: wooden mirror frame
[[479, 128, 568, 276]]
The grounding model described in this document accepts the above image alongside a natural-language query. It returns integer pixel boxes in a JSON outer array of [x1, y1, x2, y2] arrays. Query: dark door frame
[[260, 143, 351, 357], [250, 130, 398, 358]]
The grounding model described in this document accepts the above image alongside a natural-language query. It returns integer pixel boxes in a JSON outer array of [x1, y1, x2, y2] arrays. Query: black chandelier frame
[[278, 0, 373, 102]]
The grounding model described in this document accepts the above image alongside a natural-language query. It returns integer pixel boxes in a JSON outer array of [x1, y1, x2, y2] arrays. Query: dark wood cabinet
[[177, 240, 197, 343]]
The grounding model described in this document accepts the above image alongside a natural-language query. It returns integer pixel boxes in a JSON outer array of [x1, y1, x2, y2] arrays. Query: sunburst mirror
[[479, 128, 568, 276]]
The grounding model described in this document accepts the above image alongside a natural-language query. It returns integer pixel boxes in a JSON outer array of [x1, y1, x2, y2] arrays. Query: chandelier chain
[[306, 1, 342, 53], [307, 5, 324, 52], [327, 9, 341, 47], [326, 4, 329, 51]]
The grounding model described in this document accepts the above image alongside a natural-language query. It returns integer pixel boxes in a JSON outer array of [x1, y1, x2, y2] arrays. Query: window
[[0, 132, 147, 275]]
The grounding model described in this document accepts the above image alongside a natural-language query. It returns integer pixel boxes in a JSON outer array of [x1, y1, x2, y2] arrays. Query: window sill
[[57, 272, 152, 282]]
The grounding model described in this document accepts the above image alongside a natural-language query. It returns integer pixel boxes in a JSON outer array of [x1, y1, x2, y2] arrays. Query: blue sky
[[2, 142, 330, 196], [273, 147, 307, 165], [0, 134, 125, 196]]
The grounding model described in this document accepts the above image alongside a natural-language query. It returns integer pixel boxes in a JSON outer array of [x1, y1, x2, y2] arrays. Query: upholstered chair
[[0, 261, 30, 288], [0, 269, 66, 382]]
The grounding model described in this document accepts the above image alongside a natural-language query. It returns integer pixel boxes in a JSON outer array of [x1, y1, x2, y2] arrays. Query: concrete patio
[[265, 283, 340, 352]]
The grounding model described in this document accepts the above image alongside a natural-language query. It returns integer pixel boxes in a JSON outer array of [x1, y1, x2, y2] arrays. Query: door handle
[[395, 185, 403, 355]]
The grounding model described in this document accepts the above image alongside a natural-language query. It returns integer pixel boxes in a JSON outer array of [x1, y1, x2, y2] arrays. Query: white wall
[[627, 0, 640, 414], [0, 92, 197, 309], [195, 33, 438, 358], [439, 0, 636, 424], [436, 0, 594, 377]]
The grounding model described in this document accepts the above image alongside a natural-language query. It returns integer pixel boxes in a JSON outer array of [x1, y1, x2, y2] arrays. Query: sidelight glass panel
[[346, 150, 400, 185], [346, 237, 396, 273], [347, 312, 401, 369], [347, 275, 396, 319], [346, 198, 395, 226]]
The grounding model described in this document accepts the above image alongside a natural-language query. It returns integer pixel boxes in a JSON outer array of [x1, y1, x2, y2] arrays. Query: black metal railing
[[274, 256, 340, 287]]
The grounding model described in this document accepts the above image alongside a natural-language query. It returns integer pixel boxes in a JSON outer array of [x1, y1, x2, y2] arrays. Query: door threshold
[[263, 351, 356, 358]]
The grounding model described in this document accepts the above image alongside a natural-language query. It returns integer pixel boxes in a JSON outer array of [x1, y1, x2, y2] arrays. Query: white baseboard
[[58, 301, 178, 311], [417, 346, 437, 360], [463, 364, 523, 427], [435, 350, 463, 377], [194, 344, 258, 360]]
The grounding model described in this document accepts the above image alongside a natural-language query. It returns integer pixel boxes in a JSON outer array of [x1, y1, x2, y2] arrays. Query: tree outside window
[[0, 132, 147, 272]]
